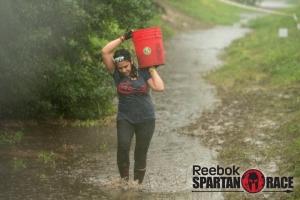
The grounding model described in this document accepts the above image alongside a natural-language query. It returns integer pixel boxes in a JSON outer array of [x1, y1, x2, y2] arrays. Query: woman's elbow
[[155, 86, 164, 92], [101, 49, 106, 56]]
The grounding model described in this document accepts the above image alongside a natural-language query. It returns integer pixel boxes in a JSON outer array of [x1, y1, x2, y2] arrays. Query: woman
[[101, 30, 164, 184]]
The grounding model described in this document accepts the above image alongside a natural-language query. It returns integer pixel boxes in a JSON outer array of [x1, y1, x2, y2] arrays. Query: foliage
[[100, 141, 108, 151], [207, 5, 300, 88], [0, 0, 155, 119], [38, 151, 56, 168], [13, 158, 26, 169], [0, 131, 24, 145], [72, 119, 100, 127], [205, 3, 300, 199], [40, 173, 47, 180]]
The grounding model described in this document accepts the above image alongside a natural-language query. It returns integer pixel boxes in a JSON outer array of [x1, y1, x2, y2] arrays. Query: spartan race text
[[192, 165, 294, 190], [192, 165, 240, 189]]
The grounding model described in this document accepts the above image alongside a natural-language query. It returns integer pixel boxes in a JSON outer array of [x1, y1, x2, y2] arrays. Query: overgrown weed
[[38, 151, 56, 168], [13, 157, 26, 169], [0, 131, 24, 145], [72, 115, 116, 127]]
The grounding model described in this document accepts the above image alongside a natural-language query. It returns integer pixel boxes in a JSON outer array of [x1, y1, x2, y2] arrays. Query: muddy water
[[1, 14, 258, 200]]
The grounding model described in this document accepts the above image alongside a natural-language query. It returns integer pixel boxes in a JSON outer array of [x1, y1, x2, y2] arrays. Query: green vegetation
[[0, 0, 251, 120], [163, 0, 250, 25], [287, 0, 299, 4], [0, 0, 155, 119], [0, 131, 24, 145], [38, 151, 56, 168], [39, 173, 46, 180], [72, 115, 116, 127], [203, 3, 300, 199], [100, 141, 108, 151], [72, 119, 101, 127], [1, 1, 299, 197], [163, 0, 300, 199], [13, 158, 26, 169], [207, 12, 300, 88]]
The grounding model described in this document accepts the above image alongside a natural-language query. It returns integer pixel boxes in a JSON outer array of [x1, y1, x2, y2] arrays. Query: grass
[[164, 0, 300, 199], [0, 131, 23, 145], [287, 0, 299, 4], [13, 158, 26, 169], [38, 151, 56, 168], [163, 0, 252, 25], [147, 0, 254, 42], [207, 9, 300, 89], [72, 115, 116, 127], [100, 141, 108, 151], [199, 3, 300, 199]]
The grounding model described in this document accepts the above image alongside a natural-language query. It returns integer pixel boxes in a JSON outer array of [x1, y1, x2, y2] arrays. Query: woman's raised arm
[[101, 38, 122, 75], [101, 30, 133, 75]]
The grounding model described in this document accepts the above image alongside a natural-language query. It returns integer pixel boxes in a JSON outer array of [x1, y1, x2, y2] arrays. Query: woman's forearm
[[101, 38, 122, 55], [149, 68, 164, 92]]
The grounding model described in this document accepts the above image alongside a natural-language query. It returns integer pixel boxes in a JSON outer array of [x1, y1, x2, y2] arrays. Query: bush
[[0, 0, 155, 119]]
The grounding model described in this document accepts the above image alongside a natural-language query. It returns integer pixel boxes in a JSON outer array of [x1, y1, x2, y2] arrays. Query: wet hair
[[113, 48, 138, 79]]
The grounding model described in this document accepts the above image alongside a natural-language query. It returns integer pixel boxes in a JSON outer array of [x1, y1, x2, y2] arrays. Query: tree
[[0, 0, 155, 119]]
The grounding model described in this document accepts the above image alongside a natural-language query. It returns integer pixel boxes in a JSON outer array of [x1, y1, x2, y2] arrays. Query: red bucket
[[132, 27, 165, 68]]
